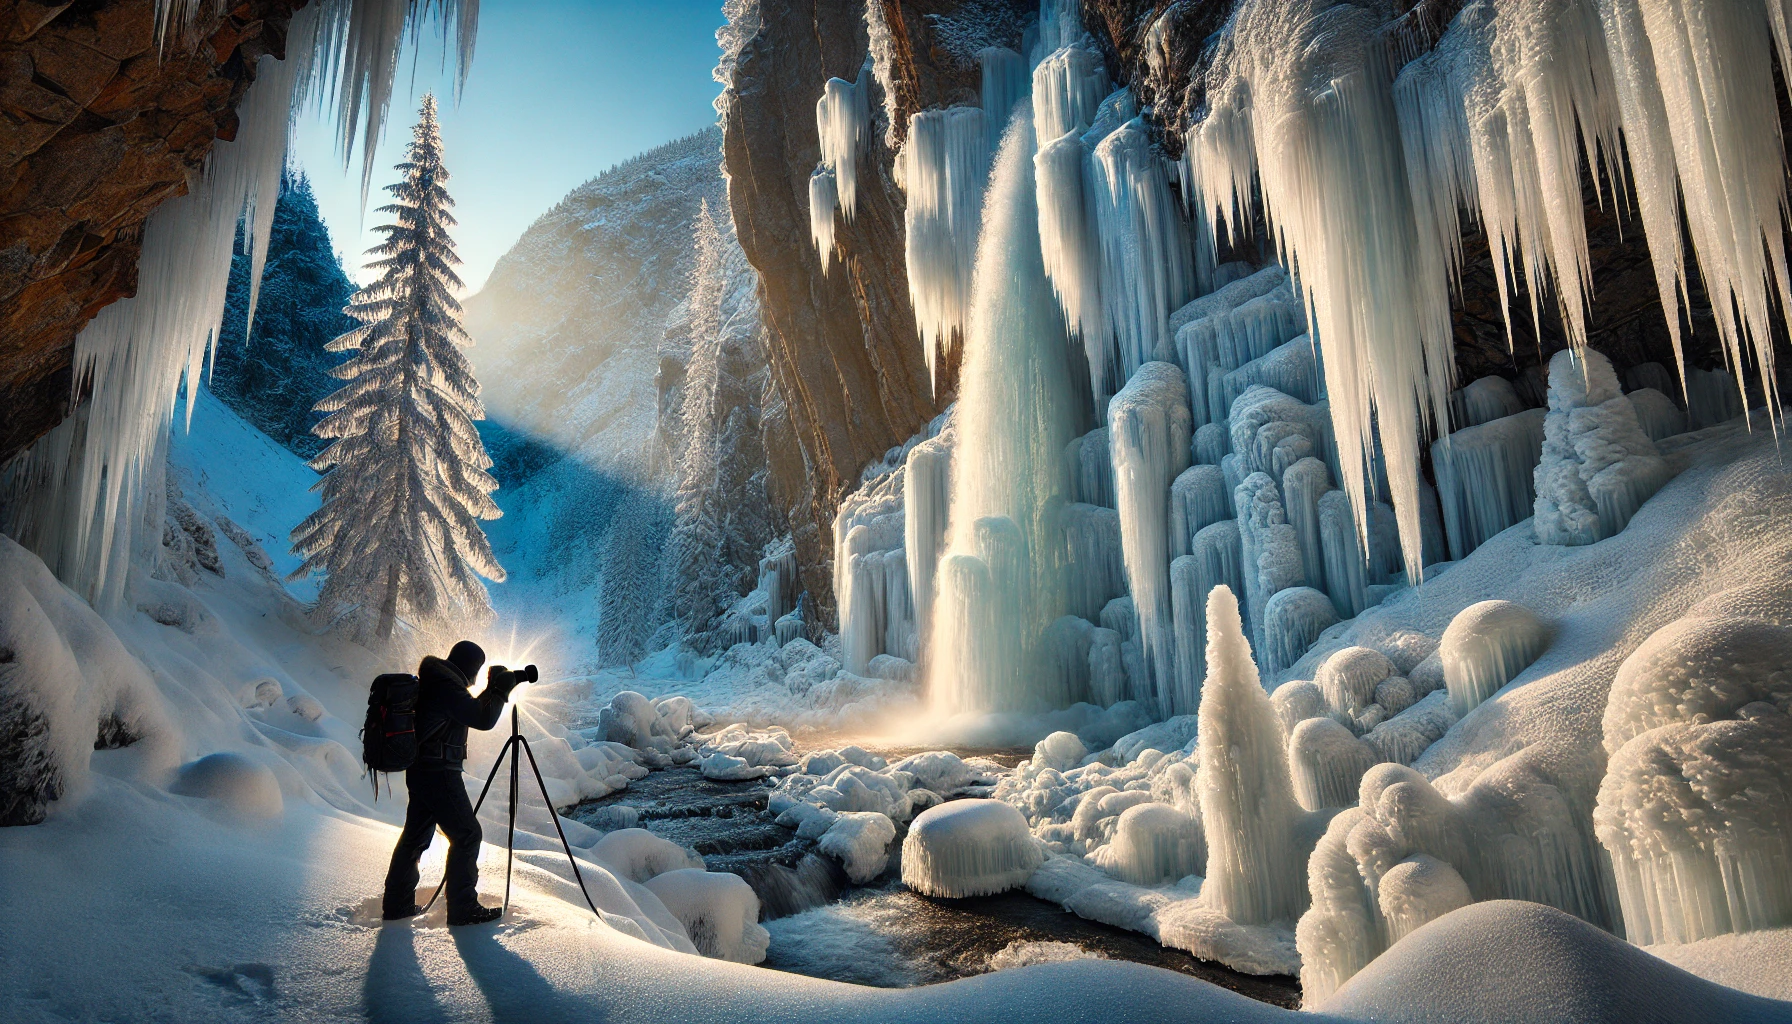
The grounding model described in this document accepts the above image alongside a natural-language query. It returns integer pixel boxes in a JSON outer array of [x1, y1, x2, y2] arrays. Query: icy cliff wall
[[719, 0, 1035, 622]]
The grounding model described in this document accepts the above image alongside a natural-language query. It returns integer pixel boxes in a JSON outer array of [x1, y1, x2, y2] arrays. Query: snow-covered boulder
[[1440, 600, 1550, 716], [1088, 802, 1205, 885], [590, 828, 704, 883], [169, 752, 282, 819], [1032, 730, 1087, 772], [641, 868, 770, 963], [817, 810, 897, 883], [1601, 615, 1792, 753], [902, 799, 1043, 898], [1377, 853, 1473, 943]]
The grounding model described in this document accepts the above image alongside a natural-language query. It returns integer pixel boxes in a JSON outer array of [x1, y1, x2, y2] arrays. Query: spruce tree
[[290, 95, 504, 642]]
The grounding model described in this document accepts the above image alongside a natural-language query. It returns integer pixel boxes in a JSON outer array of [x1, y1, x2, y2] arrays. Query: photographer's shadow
[[451, 922, 599, 1024], [364, 924, 449, 1024]]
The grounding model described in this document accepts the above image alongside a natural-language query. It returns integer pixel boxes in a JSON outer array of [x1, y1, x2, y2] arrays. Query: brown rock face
[[721, 0, 1003, 623], [0, 0, 302, 463]]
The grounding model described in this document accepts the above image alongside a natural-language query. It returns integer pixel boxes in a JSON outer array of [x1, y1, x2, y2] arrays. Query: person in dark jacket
[[381, 640, 520, 925]]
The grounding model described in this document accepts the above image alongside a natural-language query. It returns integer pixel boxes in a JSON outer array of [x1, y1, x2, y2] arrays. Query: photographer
[[381, 640, 523, 926]]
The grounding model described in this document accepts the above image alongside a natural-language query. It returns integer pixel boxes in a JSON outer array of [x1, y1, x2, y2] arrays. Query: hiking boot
[[382, 903, 424, 921], [448, 904, 502, 926]]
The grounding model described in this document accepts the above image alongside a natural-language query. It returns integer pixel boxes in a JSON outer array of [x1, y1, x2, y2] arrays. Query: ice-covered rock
[[1316, 647, 1395, 720], [818, 810, 898, 883], [1288, 717, 1377, 812], [1088, 802, 1205, 885], [1601, 615, 1792, 753], [1262, 587, 1339, 678], [1377, 853, 1473, 943], [1032, 731, 1087, 772], [985, 940, 1107, 970], [902, 799, 1044, 898], [1440, 600, 1550, 716], [642, 868, 771, 963]]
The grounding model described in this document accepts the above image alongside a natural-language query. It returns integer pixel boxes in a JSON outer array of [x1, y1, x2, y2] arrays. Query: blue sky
[[292, 0, 728, 293]]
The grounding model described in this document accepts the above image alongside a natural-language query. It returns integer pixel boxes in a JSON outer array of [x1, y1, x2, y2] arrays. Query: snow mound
[[1600, 615, 1792, 753], [818, 810, 897, 883], [641, 868, 770, 964], [1325, 900, 1791, 1024], [169, 752, 283, 819], [589, 829, 704, 883], [903, 799, 1044, 898], [1439, 600, 1551, 716], [1032, 730, 1087, 771]]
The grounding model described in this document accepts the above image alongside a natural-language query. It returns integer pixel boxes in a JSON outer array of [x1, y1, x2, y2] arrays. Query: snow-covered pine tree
[[290, 94, 504, 643]]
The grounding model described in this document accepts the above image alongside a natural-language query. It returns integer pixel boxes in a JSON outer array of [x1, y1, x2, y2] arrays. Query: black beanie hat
[[447, 640, 485, 679]]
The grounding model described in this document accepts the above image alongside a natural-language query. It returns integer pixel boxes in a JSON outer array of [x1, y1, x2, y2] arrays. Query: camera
[[517, 664, 540, 684]]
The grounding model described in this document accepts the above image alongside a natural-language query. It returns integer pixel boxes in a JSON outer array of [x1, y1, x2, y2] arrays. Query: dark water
[[570, 761, 1299, 1008]]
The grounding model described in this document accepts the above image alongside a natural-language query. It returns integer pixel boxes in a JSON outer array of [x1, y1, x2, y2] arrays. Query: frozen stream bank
[[568, 747, 1299, 1006]]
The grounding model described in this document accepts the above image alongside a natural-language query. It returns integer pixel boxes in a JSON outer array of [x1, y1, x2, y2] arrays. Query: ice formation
[[902, 799, 1045, 898], [1262, 587, 1339, 680], [1602, 615, 1792, 754], [979, 47, 1028, 149], [1234, 472, 1303, 653], [1439, 600, 1551, 716], [902, 106, 992, 388], [1196, 586, 1306, 925], [1376, 853, 1473, 944], [1451, 376, 1527, 429], [1431, 408, 1546, 560], [1626, 388, 1686, 443], [1108, 362, 1193, 712], [808, 166, 839, 272], [1089, 802, 1206, 885], [1092, 121, 1202, 384], [1060, 503, 1125, 622], [814, 63, 871, 219], [817, 811, 899, 884], [930, 101, 1080, 714], [1534, 350, 1674, 546], [1287, 717, 1376, 812], [904, 432, 954, 634], [641, 868, 771, 963], [1169, 465, 1230, 559]]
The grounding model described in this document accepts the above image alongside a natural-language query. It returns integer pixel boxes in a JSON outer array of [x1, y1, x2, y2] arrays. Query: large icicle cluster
[[1108, 363, 1192, 714], [3, 0, 479, 608], [1187, 0, 1790, 582], [1595, 598, 1792, 945], [901, 106, 991, 389]]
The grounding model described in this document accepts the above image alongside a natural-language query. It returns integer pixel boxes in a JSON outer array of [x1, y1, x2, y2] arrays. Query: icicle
[[1289, 716, 1377, 811], [809, 166, 839, 272], [1035, 127, 1110, 406], [930, 101, 1080, 714], [1088, 625, 1128, 707], [1190, 0, 1456, 584], [1194, 422, 1230, 466], [1109, 362, 1193, 710], [1430, 408, 1546, 561], [1032, 44, 1109, 143], [1045, 615, 1096, 706], [1169, 465, 1230, 559], [1198, 585, 1307, 925], [1684, 366, 1746, 431], [902, 107, 992, 392], [816, 64, 872, 219], [1626, 389, 1685, 442], [1036, 0, 1086, 56], [1220, 333, 1322, 411]]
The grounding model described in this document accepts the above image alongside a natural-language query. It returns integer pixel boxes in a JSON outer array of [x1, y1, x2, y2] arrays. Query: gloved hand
[[486, 665, 517, 695]]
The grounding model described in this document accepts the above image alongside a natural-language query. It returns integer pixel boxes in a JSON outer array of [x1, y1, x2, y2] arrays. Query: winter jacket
[[413, 656, 516, 771]]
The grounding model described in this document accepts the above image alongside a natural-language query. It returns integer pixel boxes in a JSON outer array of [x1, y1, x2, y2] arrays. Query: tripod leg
[[518, 736, 605, 919], [504, 706, 520, 914], [421, 736, 514, 916]]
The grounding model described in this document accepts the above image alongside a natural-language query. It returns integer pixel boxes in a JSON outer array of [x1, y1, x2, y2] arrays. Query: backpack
[[362, 673, 421, 789]]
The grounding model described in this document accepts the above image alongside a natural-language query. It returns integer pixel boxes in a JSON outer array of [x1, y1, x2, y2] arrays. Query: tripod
[[420, 705, 604, 919]]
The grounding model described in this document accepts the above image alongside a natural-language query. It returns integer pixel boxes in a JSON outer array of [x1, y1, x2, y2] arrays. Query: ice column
[[905, 434, 953, 639], [1060, 502, 1125, 622], [1169, 464, 1229, 559], [1533, 349, 1673, 546], [1033, 46, 1110, 406], [1109, 362, 1192, 711], [902, 107, 992, 391], [1318, 490, 1369, 619], [1263, 587, 1339, 680], [1170, 520, 1245, 714], [1198, 586, 1307, 925], [930, 102, 1080, 714], [1430, 408, 1546, 560], [1235, 472, 1303, 652]]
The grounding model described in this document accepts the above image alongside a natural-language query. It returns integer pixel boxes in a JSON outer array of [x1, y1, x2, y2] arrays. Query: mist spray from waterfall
[[929, 99, 1083, 715]]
